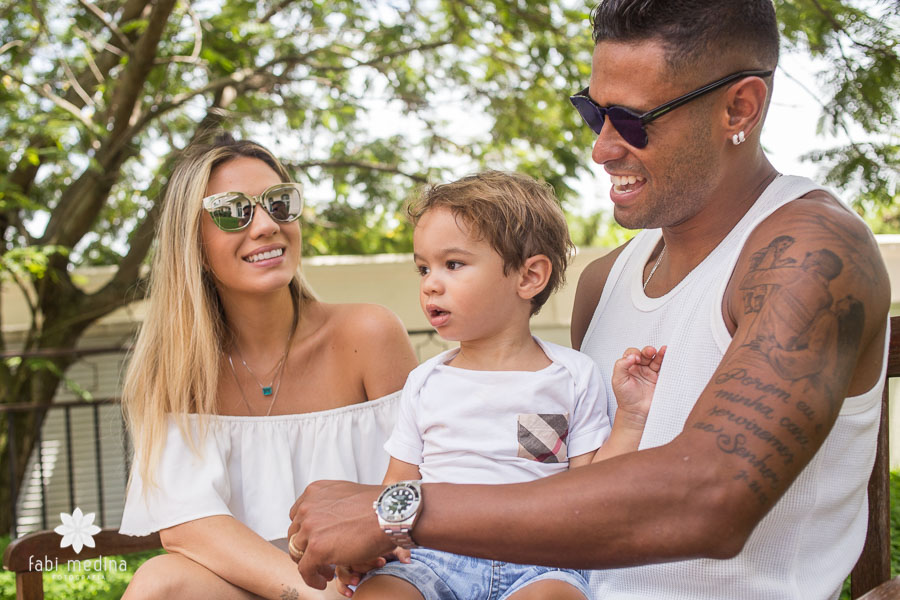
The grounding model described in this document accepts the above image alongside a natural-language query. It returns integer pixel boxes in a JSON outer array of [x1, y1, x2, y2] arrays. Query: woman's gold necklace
[[233, 343, 286, 396], [227, 334, 292, 416]]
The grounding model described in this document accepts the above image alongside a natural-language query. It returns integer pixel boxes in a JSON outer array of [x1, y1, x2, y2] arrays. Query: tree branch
[[81, 44, 106, 86], [1, 132, 50, 246], [92, 200, 160, 311], [72, 25, 126, 57], [0, 40, 24, 55], [260, 0, 294, 24], [104, 0, 177, 142], [105, 67, 265, 158], [808, 0, 897, 61], [342, 39, 454, 70], [76, 0, 134, 53], [7, 74, 96, 132], [61, 58, 95, 108], [286, 159, 428, 183], [155, 3, 201, 65], [39, 0, 176, 249]]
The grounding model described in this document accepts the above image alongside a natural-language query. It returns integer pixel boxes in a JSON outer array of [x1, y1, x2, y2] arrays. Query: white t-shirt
[[385, 338, 611, 484], [580, 175, 888, 599]]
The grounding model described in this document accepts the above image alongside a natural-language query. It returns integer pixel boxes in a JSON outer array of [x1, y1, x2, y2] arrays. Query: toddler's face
[[413, 207, 526, 343]]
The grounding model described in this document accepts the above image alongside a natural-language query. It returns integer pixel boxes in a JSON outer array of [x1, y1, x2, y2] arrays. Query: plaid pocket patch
[[517, 413, 569, 463]]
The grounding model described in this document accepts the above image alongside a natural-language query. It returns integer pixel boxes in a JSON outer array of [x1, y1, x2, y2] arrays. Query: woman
[[119, 134, 417, 599]]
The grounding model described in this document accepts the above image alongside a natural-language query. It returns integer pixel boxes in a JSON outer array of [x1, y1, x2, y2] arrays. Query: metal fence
[[1, 398, 129, 538]]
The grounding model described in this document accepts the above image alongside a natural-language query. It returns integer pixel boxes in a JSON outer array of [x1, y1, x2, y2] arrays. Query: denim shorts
[[359, 548, 591, 600]]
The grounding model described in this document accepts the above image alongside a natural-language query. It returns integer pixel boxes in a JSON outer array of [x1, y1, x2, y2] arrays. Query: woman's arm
[[160, 515, 337, 600]]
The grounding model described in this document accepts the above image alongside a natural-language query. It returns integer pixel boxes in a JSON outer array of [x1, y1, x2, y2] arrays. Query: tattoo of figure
[[742, 235, 796, 313], [738, 245, 865, 416]]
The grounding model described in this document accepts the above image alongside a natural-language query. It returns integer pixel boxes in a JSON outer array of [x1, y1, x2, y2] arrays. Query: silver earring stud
[[732, 130, 745, 145]]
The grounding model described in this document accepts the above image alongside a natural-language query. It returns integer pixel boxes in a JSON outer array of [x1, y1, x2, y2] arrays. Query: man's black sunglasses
[[569, 69, 773, 148]]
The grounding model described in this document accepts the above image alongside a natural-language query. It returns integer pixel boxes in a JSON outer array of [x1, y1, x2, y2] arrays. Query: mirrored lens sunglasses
[[569, 69, 773, 148], [202, 182, 304, 232]]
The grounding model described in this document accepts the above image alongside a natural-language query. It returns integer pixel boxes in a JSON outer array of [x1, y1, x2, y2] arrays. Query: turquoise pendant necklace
[[232, 337, 290, 397], [227, 351, 288, 416]]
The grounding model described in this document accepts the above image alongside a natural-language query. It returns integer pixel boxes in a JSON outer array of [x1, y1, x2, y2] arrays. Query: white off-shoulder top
[[119, 392, 399, 545]]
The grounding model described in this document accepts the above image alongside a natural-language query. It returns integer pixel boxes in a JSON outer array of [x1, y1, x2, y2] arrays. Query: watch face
[[377, 484, 421, 523]]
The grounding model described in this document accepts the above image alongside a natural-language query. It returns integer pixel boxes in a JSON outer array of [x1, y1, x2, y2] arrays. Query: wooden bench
[[4, 317, 899, 598], [850, 315, 900, 598], [2, 528, 160, 599]]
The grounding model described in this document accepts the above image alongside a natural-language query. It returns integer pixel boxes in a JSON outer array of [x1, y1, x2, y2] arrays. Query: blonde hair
[[407, 170, 574, 315], [122, 135, 315, 487]]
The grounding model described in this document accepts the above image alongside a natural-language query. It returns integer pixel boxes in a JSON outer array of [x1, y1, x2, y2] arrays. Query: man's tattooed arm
[[688, 199, 889, 512]]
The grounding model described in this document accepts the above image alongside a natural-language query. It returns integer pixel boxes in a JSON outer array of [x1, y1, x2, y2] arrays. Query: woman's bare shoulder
[[320, 302, 408, 339], [323, 303, 417, 398]]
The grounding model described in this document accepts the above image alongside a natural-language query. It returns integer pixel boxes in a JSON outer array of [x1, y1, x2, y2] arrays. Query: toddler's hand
[[334, 556, 387, 598], [611, 345, 666, 429], [391, 547, 412, 563], [334, 547, 411, 597]]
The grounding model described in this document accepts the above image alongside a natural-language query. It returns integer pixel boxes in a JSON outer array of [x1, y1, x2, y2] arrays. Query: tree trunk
[[0, 408, 50, 535], [0, 287, 99, 535]]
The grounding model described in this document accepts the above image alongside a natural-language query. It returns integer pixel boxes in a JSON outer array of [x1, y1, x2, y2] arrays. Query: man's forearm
[[411, 440, 756, 568]]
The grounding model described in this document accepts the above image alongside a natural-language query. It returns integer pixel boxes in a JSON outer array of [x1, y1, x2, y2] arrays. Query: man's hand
[[287, 480, 393, 590]]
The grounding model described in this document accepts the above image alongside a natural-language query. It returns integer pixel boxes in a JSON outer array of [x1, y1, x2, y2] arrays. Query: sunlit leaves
[[776, 0, 898, 227], [0, 245, 68, 281]]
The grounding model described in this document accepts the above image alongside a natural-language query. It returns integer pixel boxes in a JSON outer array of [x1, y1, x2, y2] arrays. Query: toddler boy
[[346, 171, 663, 600]]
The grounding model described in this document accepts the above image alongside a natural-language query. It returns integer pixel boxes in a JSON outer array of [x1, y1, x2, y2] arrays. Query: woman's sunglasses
[[202, 182, 304, 232], [569, 69, 772, 148]]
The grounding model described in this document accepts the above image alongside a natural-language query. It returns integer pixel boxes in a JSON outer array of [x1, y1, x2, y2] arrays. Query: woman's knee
[[122, 554, 187, 599]]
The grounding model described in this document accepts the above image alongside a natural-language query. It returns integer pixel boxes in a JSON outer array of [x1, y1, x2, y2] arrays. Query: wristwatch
[[373, 480, 423, 549]]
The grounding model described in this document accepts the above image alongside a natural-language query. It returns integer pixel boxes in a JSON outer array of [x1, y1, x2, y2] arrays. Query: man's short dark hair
[[590, 0, 779, 75]]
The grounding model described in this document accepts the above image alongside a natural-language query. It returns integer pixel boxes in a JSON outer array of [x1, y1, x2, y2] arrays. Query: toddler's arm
[[590, 345, 665, 464], [382, 457, 422, 486]]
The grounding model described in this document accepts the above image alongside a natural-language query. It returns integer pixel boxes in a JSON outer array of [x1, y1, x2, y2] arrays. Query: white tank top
[[581, 175, 888, 600]]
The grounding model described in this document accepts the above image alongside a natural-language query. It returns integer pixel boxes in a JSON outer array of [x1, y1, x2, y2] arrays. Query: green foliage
[[776, 0, 899, 220], [0, 536, 164, 599], [839, 469, 900, 599], [0, 246, 68, 282], [567, 210, 636, 249], [0, 0, 597, 265]]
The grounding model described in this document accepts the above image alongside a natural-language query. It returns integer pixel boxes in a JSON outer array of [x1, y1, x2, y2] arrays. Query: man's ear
[[723, 75, 769, 144], [518, 254, 552, 301]]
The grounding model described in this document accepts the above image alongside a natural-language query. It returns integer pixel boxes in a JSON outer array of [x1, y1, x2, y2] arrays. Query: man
[[289, 1, 890, 597]]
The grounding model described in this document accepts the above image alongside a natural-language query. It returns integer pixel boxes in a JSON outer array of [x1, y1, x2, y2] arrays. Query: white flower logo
[[54, 507, 101, 554]]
